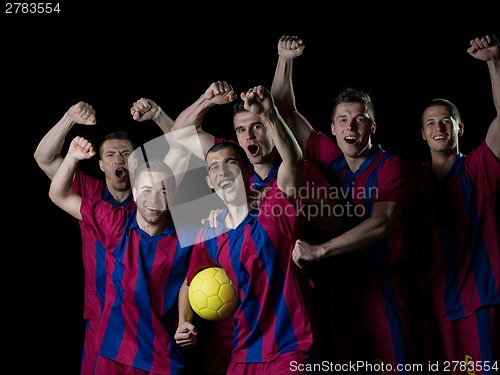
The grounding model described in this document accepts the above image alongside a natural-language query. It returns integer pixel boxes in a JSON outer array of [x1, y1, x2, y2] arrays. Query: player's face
[[331, 102, 375, 159], [99, 139, 134, 192], [233, 111, 274, 166], [421, 105, 463, 153], [133, 171, 175, 224], [205, 148, 249, 205]]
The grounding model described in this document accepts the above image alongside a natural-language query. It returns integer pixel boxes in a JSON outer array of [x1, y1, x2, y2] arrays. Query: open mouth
[[115, 168, 125, 178], [219, 179, 235, 192], [344, 136, 357, 145], [145, 205, 164, 213], [247, 144, 259, 156], [433, 135, 446, 141]]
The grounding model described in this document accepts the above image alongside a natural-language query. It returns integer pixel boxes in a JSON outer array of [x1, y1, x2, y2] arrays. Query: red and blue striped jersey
[[414, 141, 500, 321], [305, 129, 416, 366], [80, 198, 194, 375], [72, 170, 135, 322], [306, 129, 415, 272], [186, 180, 319, 363]]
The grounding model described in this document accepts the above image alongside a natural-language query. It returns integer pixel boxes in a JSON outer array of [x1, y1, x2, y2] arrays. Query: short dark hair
[[420, 98, 461, 127], [205, 141, 248, 166], [98, 131, 135, 159], [332, 87, 375, 122], [132, 158, 176, 188], [231, 98, 246, 116]]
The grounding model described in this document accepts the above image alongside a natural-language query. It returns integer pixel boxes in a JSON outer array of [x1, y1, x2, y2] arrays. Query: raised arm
[[241, 85, 303, 198], [271, 35, 313, 152], [48, 136, 97, 220], [34, 101, 96, 180], [171, 81, 237, 159], [130, 97, 175, 133], [468, 34, 500, 158], [130, 97, 191, 186]]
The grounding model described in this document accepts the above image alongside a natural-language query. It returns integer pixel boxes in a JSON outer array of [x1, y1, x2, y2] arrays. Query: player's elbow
[[33, 149, 47, 171], [48, 187, 59, 205], [48, 185, 67, 207]]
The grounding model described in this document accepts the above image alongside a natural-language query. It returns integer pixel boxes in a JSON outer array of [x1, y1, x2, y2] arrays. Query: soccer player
[[49, 135, 195, 374], [412, 34, 500, 373], [170, 81, 340, 372], [34, 99, 184, 374], [271, 35, 416, 370], [174, 85, 320, 374], [170, 80, 339, 234]]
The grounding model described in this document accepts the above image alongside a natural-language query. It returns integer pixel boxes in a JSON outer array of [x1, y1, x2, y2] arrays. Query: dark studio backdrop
[[3, 3, 498, 373]]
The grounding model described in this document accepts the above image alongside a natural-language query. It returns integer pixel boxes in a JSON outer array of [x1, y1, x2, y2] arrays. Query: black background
[[3, 3, 498, 373]]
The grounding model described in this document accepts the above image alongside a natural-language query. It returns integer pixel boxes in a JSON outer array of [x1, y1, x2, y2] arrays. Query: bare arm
[[34, 102, 96, 180], [130, 97, 191, 186], [468, 34, 500, 159], [174, 279, 198, 348], [241, 85, 303, 198], [171, 81, 237, 159], [49, 136, 97, 220], [271, 35, 313, 152], [130, 97, 175, 133], [293, 201, 404, 266]]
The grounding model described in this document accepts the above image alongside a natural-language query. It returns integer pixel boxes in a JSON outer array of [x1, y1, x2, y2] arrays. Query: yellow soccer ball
[[188, 267, 238, 321]]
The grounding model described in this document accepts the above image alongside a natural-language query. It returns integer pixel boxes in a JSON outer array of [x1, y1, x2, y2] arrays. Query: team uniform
[[213, 137, 329, 200], [80, 198, 195, 375], [215, 137, 334, 246], [413, 141, 500, 374], [305, 129, 416, 371], [207, 137, 333, 367], [73, 170, 136, 375], [186, 179, 320, 374]]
